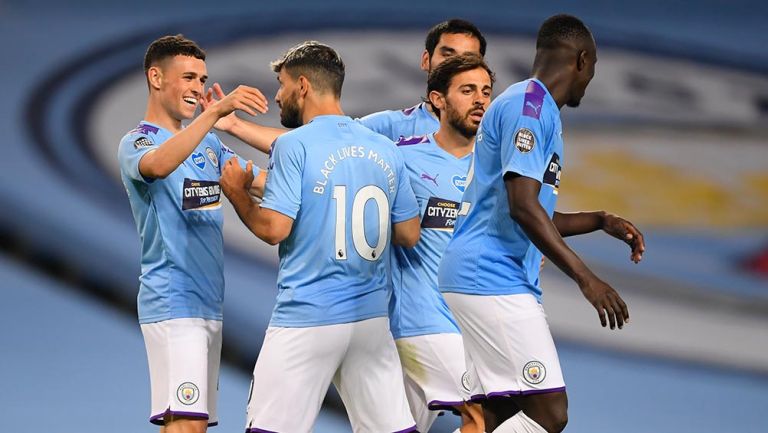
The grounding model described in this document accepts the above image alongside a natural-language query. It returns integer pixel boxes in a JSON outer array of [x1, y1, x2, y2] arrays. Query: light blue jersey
[[118, 121, 254, 324], [390, 134, 470, 339], [358, 102, 440, 142], [261, 115, 420, 328], [438, 79, 563, 300]]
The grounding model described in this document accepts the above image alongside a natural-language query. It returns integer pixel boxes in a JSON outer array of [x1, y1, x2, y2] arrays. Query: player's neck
[[433, 126, 473, 158], [532, 70, 569, 110], [144, 100, 183, 133], [424, 102, 439, 120], [301, 97, 344, 125]]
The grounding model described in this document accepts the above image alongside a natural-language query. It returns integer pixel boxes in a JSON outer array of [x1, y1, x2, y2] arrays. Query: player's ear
[[297, 75, 310, 98], [576, 50, 587, 72], [147, 66, 162, 91], [428, 90, 445, 111], [420, 50, 430, 72]]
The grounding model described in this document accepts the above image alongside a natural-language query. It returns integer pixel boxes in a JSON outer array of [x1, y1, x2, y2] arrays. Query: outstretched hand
[[200, 83, 268, 131], [579, 274, 629, 330], [602, 213, 645, 263], [220, 156, 255, 199]]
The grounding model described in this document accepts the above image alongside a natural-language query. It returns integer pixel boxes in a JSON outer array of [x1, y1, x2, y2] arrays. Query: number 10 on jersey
[[332, 185, 390, 262]]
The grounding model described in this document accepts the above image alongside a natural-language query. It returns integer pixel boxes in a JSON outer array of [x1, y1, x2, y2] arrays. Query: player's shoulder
[[492, 80, 556, 125], [120, 122, 162, 152], [361, 102, 423, 123], [393, 134, 431, 153]]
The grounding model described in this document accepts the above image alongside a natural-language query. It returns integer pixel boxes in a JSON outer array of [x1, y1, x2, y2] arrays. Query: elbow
[[394, 230, 420, 248], [403, 231, 420, 248], [257, 225, 289, 246]]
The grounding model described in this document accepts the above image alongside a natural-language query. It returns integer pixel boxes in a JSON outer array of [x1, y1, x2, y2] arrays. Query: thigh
[[396, 333, 466, 410], [444, 293, 565, 398], [245, 324, 349, 433], [334, 317, 416, 433], [141, 318, 221, 426]]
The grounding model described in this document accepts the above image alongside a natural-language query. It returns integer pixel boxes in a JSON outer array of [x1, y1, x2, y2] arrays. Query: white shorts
[[396, 333, 467, 432], [443, 293, 565, 401], [140, 318, 222, 426], [245, 317, 416, 433]]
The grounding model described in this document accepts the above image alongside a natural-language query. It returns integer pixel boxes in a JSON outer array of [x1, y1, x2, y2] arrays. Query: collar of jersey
[[308, 114, 352, 123]]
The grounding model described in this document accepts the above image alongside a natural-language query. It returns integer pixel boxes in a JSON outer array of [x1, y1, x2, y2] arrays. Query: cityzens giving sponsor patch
[[177, 382, 200, 405], [421, 197, 459, 230], [133, 136, 154, 149], [182, 178, 221, 210], [514, 128, 535, 153]]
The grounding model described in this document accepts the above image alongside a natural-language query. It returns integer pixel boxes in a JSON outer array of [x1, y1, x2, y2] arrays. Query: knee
[[539, 408, 567, 433]]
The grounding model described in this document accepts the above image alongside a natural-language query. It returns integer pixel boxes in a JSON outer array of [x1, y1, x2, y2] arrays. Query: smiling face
[[422, 32, 483, 73], [148, 55, 208, 121], [434, 67, 493, 139]]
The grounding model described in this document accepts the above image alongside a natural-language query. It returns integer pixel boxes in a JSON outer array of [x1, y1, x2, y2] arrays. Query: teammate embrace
[[121, 14, 644, 433]]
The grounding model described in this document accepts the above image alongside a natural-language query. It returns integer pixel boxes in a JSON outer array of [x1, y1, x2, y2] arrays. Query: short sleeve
[[390, 149, 420, 223], [500, 101, 551, 183], [260, 134, 305, 219], [118, 133, 158, 183], [357, 111, 396, 141]]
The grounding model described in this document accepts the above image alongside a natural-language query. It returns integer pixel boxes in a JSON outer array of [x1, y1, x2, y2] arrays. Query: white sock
[[493, 411, 547, 433]]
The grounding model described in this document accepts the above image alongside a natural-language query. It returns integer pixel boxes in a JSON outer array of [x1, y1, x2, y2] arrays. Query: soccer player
[[438, 15, 646, 433], [218, 41, 421, 433], [219, 19, 487, 153], [117, 34, 268, 433], [392, 54, 493, 433], [359, 18, 487, 141]]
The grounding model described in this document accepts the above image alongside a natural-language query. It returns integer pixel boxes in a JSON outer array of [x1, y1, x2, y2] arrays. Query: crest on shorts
[[177, 382, 200, 405], [514, 128, 535, 153], [522, 360, 546, 385], [461, 371, 472, 392]]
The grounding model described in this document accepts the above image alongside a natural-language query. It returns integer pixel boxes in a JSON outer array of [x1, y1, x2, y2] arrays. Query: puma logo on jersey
[[421, 172, 439, 186], [525, 101, 541, 114]]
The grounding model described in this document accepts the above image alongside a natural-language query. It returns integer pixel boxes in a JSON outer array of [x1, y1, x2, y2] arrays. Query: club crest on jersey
[[523, 361, 546, 384], [176, 382, 199, 405], [191, 152, 206, 169], [452, 175, 467, 193], [133, 136, 153, 149], [514, 128, 535, 153], [205, 147, 219, 168]]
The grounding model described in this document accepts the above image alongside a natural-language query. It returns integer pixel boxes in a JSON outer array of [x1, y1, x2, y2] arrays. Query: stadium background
[[1, 0, 767, 431]]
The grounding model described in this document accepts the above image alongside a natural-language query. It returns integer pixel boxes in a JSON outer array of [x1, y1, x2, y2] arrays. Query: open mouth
[[182, 96, 198, 107]]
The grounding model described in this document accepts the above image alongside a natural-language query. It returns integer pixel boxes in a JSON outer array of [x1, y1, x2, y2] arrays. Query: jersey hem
[[268, 311, 387, 328]]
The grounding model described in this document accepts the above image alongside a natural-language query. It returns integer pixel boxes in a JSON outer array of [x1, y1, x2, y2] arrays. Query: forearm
[[142, 109, 220, 178], [553, 210, 606, 237], [227, 120, 285, 154], [227, 188, 273, 242]]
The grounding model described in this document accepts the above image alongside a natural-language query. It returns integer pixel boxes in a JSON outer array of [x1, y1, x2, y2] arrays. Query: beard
[[279, 93, 303, 128], [445, 104, 480, 139]]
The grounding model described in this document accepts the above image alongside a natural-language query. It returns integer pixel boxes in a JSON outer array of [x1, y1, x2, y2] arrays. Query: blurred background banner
[[2, 1, 766, 432]]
